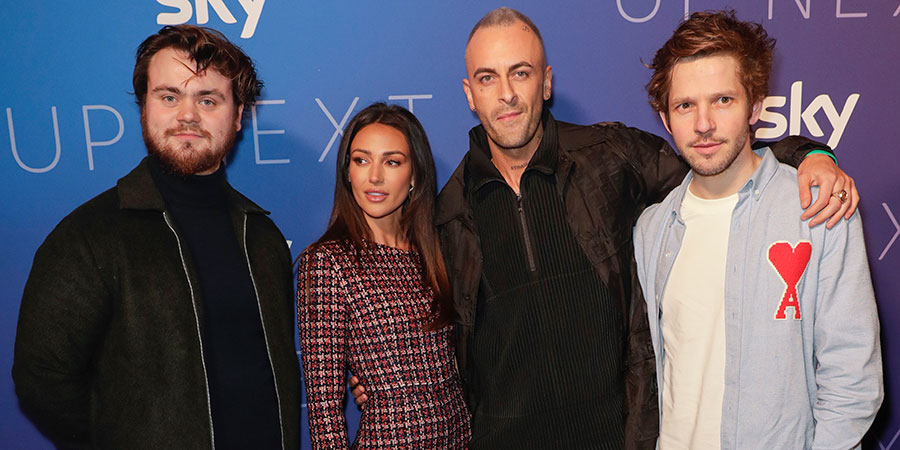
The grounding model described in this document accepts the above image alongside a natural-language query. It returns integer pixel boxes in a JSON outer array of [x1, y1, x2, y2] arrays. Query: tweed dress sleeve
[[297, 247, 351, 449]]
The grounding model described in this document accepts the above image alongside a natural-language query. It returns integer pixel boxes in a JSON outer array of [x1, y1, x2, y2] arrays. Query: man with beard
[[634, 11, 881, 448], [413, 7, 854, 450], [342, 7, 854, 448], [12, 25, 299, 449]]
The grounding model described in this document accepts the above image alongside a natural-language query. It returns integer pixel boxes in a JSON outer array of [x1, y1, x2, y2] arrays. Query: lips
[[691, 139, 726, 155], [364, 189, 388, 203], [167, 127, 210, 140], [495, 110, 522, 122]]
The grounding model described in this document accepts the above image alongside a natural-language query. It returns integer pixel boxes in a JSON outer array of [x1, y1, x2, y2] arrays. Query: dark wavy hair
[[132, 25, 262, 112], [302, 103, 454, 330], [646, 10, 775, 115]]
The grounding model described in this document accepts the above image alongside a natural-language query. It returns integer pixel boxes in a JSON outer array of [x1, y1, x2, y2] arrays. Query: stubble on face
[[663, 54, 763, 197], [681, 125, 749, 177], [464, 22, 549, 154], [478, 95, 543, 151]]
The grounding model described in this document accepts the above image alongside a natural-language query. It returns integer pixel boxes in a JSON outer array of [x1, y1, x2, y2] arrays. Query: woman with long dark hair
[[297, 103, 470, 448]]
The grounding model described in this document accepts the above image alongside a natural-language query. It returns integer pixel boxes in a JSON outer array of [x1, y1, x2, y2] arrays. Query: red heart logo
[[768, 241, 811, 320]]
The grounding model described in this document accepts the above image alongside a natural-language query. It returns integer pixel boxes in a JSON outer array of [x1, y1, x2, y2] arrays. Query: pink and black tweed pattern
[[298, 240, 470, 449]]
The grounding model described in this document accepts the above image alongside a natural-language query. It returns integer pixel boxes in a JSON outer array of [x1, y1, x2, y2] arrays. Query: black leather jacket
[[434, 112, 815, 449], [13, 157, 300, 449]]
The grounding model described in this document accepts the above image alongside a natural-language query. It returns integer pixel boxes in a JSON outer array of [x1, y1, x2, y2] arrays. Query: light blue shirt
[[633, 148, 882, 449]]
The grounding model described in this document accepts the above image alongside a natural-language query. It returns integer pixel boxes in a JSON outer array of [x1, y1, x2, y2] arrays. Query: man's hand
[[348, 376, 368, 407], [797, 153, 859, 228]]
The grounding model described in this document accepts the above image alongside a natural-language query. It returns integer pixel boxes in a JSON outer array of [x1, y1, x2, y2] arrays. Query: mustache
[[690, 136, 727, 146], [492, 107, 524, 120], [165, 126, 211, 139]]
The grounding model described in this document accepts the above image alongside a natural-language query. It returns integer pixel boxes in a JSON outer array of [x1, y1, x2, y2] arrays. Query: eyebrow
[[670, 90, 741, 107], [197, 89, 227, 100], [508, 61, 534, 72], [351, 149, 408, 157], [150, 85, 227, 100], [472, 60, 534, 78], [472, 67, 498, 78], [151, 85, 182, 95]]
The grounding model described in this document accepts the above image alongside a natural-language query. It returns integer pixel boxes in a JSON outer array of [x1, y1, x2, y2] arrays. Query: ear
[[658, 110, 672, 135], [749, 99, 763, 126], [543, 65, 553, 101], [234, 104, 245, 132], [462, 78, 476, 112]]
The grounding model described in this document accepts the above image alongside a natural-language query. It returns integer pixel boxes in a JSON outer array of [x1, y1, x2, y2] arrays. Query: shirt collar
[[667, 146, 779, 222]]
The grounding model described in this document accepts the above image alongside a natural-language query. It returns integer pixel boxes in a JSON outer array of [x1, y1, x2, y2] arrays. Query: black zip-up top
[[466, 116, 625, 448]]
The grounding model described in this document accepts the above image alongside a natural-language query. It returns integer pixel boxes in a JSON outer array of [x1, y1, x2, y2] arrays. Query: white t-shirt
[[659, 186, 737, 450]]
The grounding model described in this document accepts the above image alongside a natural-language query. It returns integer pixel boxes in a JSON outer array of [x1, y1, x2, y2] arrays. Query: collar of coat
[[116, 156, 269, 216], [435, 109, 612, 227]]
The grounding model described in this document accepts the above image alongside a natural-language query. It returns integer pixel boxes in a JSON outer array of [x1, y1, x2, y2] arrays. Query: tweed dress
[[298, 240, 470, 449]]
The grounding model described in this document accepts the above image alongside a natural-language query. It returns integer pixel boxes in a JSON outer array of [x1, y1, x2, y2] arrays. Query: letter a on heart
[[767, 241, 812, 320]]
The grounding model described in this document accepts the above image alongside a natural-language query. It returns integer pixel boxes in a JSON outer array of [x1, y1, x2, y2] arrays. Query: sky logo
[[156, 0, 265, 39], [755, 81, 859, 149]]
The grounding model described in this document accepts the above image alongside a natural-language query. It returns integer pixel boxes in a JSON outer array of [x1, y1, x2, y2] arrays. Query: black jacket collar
[[116, 156, 268, 215], [435, 111, 614, 227], [465, 108, 559, 193]]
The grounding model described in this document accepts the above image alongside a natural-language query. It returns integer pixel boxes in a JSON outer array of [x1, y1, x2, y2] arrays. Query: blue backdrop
[[2, 1, 898, 448]]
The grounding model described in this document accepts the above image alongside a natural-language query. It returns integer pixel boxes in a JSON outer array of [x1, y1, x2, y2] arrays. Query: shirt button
[[664, 250, 672, 258], [754, 189, 760, 195]]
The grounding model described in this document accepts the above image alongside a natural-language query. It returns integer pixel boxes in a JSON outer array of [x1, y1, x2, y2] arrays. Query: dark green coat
[[13, 158, 300, 449]]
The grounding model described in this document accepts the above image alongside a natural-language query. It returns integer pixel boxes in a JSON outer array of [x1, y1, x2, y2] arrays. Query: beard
[[141, 114, 236, 177], [683, 127, 750, 177], [480, 104, 543, 151]]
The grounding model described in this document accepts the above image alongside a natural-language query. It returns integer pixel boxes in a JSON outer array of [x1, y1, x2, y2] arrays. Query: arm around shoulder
[[604, 123, 687, 211]]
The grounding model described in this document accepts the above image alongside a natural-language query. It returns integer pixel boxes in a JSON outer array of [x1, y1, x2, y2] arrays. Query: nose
[[368, 163, 383, 185], [498, 77, 518, 106], [176, 101, 199, 124], [695, 104, 715, 137]]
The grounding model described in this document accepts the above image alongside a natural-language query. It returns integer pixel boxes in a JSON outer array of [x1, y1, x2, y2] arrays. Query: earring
[[409, 185, 414, 195]]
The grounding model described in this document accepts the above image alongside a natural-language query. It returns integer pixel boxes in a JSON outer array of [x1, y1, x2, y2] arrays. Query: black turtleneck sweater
[[148, 159, 281, 449]]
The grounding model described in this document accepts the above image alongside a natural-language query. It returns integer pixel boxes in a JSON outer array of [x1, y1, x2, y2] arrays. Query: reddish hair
[[646, 10, 775, 114]]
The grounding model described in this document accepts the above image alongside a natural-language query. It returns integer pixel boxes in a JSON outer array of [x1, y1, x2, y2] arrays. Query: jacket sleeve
[[617, 123, 830, 220], [12, 219, 111, 448], [297, 249, 351, 449], [763, 136, 832, 169], [811, 211, 883, 449], [611, 124, 688, 214]]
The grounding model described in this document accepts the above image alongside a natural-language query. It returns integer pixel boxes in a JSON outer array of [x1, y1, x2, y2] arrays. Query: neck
[[689, 145, 761, 199], [489, 122, 544, 195], [365, 215, 409, 250]]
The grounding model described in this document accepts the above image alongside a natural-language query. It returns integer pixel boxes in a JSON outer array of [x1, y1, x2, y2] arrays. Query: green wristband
[[805, 149, 837, 166]]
